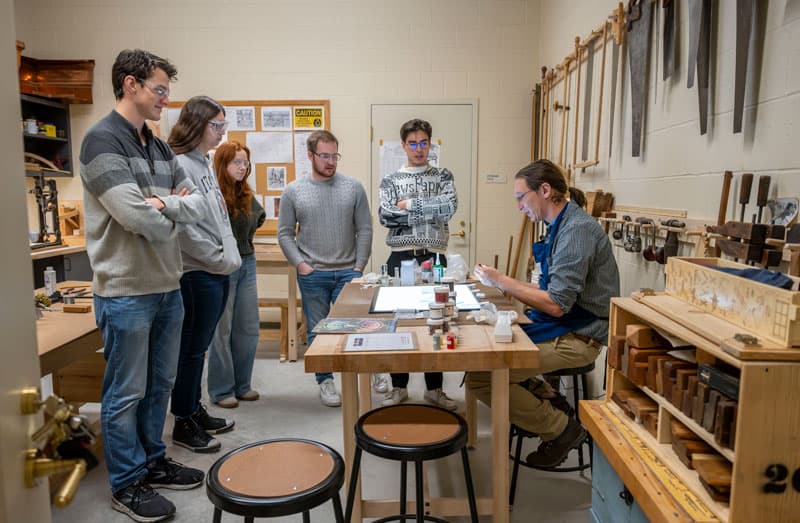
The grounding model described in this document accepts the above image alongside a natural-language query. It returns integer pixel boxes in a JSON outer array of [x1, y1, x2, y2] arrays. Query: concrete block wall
[[15, 0, 541, 273], [537, 0, 800, 296]]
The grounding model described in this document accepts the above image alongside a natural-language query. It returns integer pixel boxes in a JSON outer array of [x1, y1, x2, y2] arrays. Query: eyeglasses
[[231, 159, 250, 167], [515, 190, 533, 203], [405, 140, 429, 151], [138, 79, 170, 98], [312, 152, 341, 162], [208, 120, 229, 133]]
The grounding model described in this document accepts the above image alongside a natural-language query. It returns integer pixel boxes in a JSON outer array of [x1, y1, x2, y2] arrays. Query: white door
[[369, 102, 477, 273], [1, 0, 53, 520]]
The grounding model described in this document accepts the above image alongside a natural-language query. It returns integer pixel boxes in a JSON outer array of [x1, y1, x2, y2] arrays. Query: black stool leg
[[509, 430, 525, 506], [415, 460, 424, 523], [399, 459, 408, 522], [460, 447, 480, 523], [572, 375, 585, 469], [302, 511, 311, 523], [212, 507, 222, 523], [344, 447, 363, 523], [244, 517, 254, 523], [332, 492, 345, 523]]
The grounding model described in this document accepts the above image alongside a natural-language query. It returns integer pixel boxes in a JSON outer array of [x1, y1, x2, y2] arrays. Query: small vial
[[432, 331, 441, 351], [446, 331, 456, 350], [380, 264, 389, 286], [393, 267, 400, 286]]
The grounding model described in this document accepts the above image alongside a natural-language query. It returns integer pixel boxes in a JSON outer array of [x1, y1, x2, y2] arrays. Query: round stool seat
[[544, 361, 595, 377], [356, 404, 468, 463], [207, 438, 344, 518]]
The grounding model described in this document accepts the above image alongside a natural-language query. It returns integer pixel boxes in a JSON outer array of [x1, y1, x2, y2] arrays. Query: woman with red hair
[[208, 141, 265, 409]]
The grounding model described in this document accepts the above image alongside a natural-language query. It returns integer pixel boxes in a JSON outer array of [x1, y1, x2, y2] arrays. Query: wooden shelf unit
[[21, 93, 73, 177], [585, 296, 800, 523]]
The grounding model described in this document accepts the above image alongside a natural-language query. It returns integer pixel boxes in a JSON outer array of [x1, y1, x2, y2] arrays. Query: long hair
[[514, 159, 569, 204], [214, 141, 253, 218], [168, 95, 225, 155]]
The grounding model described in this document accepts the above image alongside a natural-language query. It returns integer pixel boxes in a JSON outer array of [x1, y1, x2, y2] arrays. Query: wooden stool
[[344, 404, 479, 523], [258, 298, 305, 361], [206, 438, 345, 522], [509, 362, 595, 506]]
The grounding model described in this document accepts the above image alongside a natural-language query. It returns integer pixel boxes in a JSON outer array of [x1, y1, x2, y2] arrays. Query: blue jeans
[[171, 271, 229, 418], [297, 268, 361, 383], [95, 290, 184, 492], [208, 255, 259, 402]]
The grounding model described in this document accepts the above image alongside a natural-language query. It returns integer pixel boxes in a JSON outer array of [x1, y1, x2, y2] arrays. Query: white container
[[44, 266, 57, 296], [400, 259, 416, 286]]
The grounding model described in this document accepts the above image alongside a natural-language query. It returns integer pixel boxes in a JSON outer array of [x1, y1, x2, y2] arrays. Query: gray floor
[[53, 340, 592, 522]]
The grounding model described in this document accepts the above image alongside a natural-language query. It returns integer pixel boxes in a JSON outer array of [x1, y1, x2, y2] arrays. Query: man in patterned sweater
[[378, 118, 458, 410]]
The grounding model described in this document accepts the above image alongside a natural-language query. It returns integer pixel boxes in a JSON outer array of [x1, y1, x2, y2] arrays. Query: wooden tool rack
[[582, 257, 800, 523]]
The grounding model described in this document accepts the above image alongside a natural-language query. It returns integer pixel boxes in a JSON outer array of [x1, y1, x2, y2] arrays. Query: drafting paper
[[246, 132, 293, 164], [261, 106, 292, 131], [294, 131, 312, 180], [267, 166, 286, 191], [344, 332, 416, 352], [226, 106, 256, 131], [370, 284, 480, 313]]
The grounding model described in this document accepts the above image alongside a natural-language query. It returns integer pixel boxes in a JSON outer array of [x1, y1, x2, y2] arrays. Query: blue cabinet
[[590, 442, 650, 523]]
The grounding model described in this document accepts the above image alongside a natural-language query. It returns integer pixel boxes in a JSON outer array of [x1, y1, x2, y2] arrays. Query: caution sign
[[293, 107, 324, 130]]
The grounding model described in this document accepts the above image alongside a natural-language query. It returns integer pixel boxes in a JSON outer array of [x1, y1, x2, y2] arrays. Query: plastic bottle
[[433, 253, 444, 284], [44, 266, 57, 296]]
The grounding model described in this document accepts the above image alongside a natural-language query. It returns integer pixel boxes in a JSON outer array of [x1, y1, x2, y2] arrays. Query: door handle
[[450, 229, 465, 238]]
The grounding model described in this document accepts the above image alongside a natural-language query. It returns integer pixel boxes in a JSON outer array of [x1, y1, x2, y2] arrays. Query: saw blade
[[734, 0, 755, 133], [628, 0, 653, 157], [687, 0, 703, 88], [663, 0, 676, 80]]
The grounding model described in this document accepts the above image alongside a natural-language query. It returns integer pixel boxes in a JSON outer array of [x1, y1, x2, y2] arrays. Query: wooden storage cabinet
[[582, 296, 800, 523], [21, 93, 73, 177]]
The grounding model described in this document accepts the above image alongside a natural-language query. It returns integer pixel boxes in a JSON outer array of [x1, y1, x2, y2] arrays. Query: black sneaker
[[191, 403, 234, 435], [525, 417, 587, 469], [111, 479, 175, 522], [145, 456, 204, 490], [172, 416, 220, 453]]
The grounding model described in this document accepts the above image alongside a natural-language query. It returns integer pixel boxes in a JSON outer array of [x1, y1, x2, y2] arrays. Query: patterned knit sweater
[[378, 165, 457, 252]]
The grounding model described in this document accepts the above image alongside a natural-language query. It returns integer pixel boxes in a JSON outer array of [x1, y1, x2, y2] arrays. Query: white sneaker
[[424, 388, 457, 411], [319, 379, 341, 407], [382, 387, 409, 407], [372, 374, 389, 393]]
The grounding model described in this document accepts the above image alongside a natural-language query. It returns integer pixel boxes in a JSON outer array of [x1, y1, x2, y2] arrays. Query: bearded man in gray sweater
[[278, 130, 372, 407]]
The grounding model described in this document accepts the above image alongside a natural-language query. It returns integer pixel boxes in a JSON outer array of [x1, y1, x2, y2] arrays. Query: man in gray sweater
[[278, 130, 372, 407], [80, 49, 206, 522]]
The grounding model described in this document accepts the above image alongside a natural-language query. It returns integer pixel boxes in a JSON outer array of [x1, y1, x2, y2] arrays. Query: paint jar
[[434, 285, 449, 303], [427, 318, 443, 335], [441, 276, 456, 292], [429, 302, 444, 320], [446, 332, 456, 350], [432, 331, 441, 351], [24, 118, 38, 134], [444, 300, 455, 318]]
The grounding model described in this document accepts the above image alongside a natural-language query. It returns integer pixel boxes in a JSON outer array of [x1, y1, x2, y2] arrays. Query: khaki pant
[[465, 333, 600, 441]]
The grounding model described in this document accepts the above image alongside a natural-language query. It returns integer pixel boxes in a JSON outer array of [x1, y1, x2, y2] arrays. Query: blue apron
[[523, 204, 597, 343]]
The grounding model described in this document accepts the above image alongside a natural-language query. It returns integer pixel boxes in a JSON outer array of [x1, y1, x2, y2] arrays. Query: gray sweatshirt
[[278, 173, 372, 270], [176, 149, 241, 275]]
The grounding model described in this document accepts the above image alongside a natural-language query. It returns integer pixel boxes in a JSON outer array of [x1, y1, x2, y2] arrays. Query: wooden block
[[608, 335, 626, 369], [621, 343, 631, 375], [672, 437, 713, 469], [714, 400, 737, 448], [625, 324, 665, 349], [682, 376, 699, 417], [693, 455, 732, 488], [692, 382, 711, 425], [630, 362, 649, 387], [670, 419, 701, 441], [671, 368, 696, 408], [707, 221, 767, 243], [643, 411, 658, 438], [659, 359, 693, 398], [702, 390, 721, 433], [647, 355, 670, 391], [728, 404, 737, 451], [699, 477, 731, 502], [627, 348, 669, 382], [63, 304, 91, 313], [627, 395, 658, 422]]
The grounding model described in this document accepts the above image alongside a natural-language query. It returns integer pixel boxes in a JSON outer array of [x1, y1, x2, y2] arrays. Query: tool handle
[[718, 171, 733, 226], [756, 175, 771, 207], [739, 173, 753, 204]]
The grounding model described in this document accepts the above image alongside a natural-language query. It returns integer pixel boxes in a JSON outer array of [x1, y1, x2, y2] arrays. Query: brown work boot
[[545, 393, 575, 418], [525, 417, 587, 469]]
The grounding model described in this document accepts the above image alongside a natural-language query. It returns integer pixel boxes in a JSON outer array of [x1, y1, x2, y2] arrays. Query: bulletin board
[[162, 99, 330, 235]]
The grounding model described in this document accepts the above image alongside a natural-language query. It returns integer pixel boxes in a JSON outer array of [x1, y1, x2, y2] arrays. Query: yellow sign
[[293, 107, 324, 130]]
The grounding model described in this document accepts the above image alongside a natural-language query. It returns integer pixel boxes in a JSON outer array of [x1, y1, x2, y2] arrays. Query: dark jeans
[[171, 270, 229, 418], [387, 251, 447, 391]]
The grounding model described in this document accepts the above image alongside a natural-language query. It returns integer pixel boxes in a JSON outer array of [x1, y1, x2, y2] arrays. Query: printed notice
[[246, 132, 293, 164], [293, 107, 324, 130], [344, 332, 416, 352]]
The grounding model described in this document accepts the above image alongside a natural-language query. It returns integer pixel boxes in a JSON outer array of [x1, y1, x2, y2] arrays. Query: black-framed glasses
[[313, 152, 341, 162], [208, 120, 229, 133], [405, 140, 429, 151], [137, 79, 170, 98], [515, 190, 533, 203]]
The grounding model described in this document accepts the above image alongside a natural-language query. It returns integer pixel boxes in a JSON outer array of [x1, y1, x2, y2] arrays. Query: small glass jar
[[429, 302, 445, 320], [434, 285, 449, 303], [427, 318, 444, 335]]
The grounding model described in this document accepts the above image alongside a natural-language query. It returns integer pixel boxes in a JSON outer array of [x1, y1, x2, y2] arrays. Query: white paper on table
[[246, 132, 293, 164], [226, 106, 256, 131], [344, 332, 416, 352], [294, 131, 312, 180], [379, 140, 441, 179], [371, 285, 481, 312]]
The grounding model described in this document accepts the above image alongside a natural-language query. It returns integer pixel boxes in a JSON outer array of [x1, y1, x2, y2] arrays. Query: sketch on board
[[267, 166, 287, 191]]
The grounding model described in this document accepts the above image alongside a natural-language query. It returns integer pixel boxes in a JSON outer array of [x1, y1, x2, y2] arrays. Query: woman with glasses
[[167, 96, 241, 453], [207, 142, 265, 409]]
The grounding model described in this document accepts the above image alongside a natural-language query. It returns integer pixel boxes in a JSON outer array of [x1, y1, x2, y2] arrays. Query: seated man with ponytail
[[466, 159, 619, 468]]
